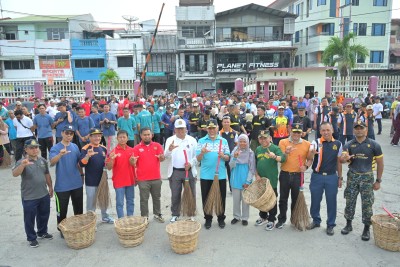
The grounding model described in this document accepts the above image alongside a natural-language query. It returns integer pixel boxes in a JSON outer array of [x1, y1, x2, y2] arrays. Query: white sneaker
[[265, 221, 275, 231], [254, 217, 268, 226], [190, 216, 195, 221], [170, 216, 179, 223]]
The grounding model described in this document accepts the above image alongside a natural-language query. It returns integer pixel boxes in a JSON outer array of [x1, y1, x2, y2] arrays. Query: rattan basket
[[59, 211, 97, 250], [242, 178, 276, 212], [166, 220, 201, 254], [114, 216, 148, 248], [371, 213, 400, 252]]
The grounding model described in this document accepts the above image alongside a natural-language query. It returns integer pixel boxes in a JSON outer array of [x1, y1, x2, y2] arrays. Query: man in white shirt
[[13, 109, 34, 161], [372, 97, 383, 135], [46, 100, 59, 119], [164, 119, 197, 223]]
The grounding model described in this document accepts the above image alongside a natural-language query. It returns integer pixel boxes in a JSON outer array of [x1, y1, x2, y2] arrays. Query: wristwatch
[[376, 178, 382, 183]]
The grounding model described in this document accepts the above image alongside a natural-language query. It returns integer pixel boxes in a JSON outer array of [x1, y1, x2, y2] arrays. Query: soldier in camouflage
[[340, 121, 384, 241]]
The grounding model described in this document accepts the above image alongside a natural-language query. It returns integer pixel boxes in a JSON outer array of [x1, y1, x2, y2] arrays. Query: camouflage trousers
[[344, 171, 374, 225]]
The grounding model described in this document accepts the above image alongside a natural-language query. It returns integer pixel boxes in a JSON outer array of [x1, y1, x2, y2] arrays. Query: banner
[[39, 59, 70, 69]]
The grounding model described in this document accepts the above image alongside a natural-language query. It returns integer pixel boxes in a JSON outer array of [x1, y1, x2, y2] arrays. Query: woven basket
[[166, 220, 201, 254], [59, 211, 97, 250], [114, 216, 148, 248], [242, 178, 276, 212], [371, 213, 400, 252]]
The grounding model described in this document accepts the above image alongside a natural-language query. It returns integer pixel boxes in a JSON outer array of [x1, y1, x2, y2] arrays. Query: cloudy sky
[[1, 0, 398, 30]]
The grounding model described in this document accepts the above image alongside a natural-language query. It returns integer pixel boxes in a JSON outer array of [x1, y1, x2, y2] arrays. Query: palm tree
[[322, 33, 369, 77], [99, 69, 120, 97]]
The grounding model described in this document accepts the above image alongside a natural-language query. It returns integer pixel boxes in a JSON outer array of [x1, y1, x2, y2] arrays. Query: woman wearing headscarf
[[217, 105, 228, 129], [229, 134, 255, 226]]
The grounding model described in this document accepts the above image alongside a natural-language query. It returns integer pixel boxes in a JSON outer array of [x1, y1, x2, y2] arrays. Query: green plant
[[99, 69, 120, 93]]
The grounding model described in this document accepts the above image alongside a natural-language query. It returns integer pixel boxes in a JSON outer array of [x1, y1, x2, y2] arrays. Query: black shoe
[[377, 133, 382, 135], [218, 220, 226, 229], [204, 220, 212, 230], [361, 225, 370, 241], [29, 240, 39, 248], [242, 220, 248, 226], [38, 233, 53, 240], [306, 222, 320, 230], [326, 226, 334, 236], [341, 220, 353, 235], [231, 218, 239, 225], [275, 221, 285, 229]]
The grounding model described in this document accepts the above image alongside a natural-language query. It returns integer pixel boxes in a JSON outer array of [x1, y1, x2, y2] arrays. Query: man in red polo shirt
[[81, 97, 92, 117], [132, 127, 165, 223]]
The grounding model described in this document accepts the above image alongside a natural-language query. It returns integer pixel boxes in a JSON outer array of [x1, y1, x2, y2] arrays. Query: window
[[357, 54, 365, 63], [294, 55, 299, 66], [322, 23, 335, 35], [358, 23, 367, 36], [370, 51, 384, 63], [185, 54, 207, 72], [4, 60, 34, 70], [216, 27, 231, 42], [317, 0, 326, 6], [117, 56, 133, 67], [5, 33, 16, 40], [345, 0, 359, 5], [181, 26, 211, 38], [344, 18, 350, 36], [296, 4, 300, 16], [46, 28, 68, 40], [295, 31, 300, 43], [373, 0, 387, 6], [353, 23, 358, 35], [39, 55, 69, 60], [74, 59, 105, 68], [306, 27, 309, 45], [372, 23, 386, 36]]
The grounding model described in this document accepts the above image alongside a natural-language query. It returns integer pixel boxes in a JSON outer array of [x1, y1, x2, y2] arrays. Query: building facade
[[269, 0, 392, 73]]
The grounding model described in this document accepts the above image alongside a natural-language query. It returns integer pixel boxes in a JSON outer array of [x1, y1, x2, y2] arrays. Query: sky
[[1, 0, 399, 30]]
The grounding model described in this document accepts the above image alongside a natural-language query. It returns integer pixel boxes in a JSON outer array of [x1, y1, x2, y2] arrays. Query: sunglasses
[[64, 131, 74, 136]]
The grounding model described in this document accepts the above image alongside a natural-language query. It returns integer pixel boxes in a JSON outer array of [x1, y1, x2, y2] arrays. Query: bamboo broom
[[291, 155, 310, 231], [181, 149, 196, 217], [204, 139, 224, 216], [96, 145, 111, 210]]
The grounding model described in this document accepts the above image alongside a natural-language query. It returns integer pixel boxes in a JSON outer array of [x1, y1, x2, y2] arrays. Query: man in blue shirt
[[5, 110, 17, 154], [136, 104, 152, 132], [196, 119, 230, 230], [32, 104, 54, 159], [75, 107, 94, 148], [156, 106, 165, 146], [49, 125, 83, 237], [53, 102, 74, 143], [90, 106, 102, 129], [147, 105, 162, 145], [117, 107, 136, 148], [100, 104, 117, 152], [161, 106, 174, 142]]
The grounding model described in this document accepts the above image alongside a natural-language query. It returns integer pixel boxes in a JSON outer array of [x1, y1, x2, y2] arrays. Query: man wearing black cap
[[323, 107, 341, 140], [293, 107, 311, 140], [12, 139, 53, 247], [340, 121, 384, 241], [338, 103, 357, 144], [49, 125, 83, 237], [250, 106, 271, 151]]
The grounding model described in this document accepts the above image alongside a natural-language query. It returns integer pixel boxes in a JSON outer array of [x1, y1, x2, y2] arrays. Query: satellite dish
[[122, 15, 139, 32], [79, 23, 97, 33]]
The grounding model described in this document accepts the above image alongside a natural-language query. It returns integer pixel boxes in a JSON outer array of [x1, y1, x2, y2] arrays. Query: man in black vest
[[250, 106, 271, 151]]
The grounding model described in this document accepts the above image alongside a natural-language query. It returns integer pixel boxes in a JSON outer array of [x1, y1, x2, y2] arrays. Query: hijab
[[231, 134, 251, 164]]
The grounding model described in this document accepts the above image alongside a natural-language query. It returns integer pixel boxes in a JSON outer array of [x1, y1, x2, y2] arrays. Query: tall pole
[[137, 3, 165, 96]]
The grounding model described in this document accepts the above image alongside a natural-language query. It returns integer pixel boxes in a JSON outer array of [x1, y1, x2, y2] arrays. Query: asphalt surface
[[0, 119, 399, 267]]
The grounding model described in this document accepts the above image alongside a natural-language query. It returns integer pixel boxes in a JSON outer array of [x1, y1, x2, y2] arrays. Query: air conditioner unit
[[389, 63, 394, 69]]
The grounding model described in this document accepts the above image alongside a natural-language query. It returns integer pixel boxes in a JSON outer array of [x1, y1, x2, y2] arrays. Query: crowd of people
[[2, 88, 396, 248]]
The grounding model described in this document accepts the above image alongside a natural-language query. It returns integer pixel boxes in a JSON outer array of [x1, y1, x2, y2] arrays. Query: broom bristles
[[291, 191, 310, 231], [181, 181, 196, 217], [203, 175, 223, 216], [96, 170, 111, 210], [0, 148, 11, 169]]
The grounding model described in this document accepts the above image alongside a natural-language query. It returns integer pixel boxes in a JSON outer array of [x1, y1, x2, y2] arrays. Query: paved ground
[[0, 119, 399, 267]]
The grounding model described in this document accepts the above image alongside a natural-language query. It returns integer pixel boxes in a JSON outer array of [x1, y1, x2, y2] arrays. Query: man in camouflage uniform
[[340, 121, 384, 241]]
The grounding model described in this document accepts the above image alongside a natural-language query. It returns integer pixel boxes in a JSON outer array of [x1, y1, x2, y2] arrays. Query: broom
[[181, 149, 196, 217], [95, 146, 111, 210], [0, 139, 11, 169], [204, 139, 224, 216], [290, 155, 310, 231]]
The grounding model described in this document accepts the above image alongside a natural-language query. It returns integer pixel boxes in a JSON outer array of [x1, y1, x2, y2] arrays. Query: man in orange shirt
[[276, 123, 313, 229]]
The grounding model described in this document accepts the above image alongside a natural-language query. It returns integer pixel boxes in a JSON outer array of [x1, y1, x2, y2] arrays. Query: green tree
[[99, 69, 120, 95], [322, 33, 369, 77]]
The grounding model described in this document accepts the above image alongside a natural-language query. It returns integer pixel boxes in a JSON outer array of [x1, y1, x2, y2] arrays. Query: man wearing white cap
[[164, 119, 198, 222]]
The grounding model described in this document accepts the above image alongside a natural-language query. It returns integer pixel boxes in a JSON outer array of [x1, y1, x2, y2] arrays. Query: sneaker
[[306, 222, 321, 230], [170, 216, 179, 223], [101, 216, 115, 224], [254, 217, 268, 226], [231, 218, 239, 224], [392, 144, 398, 147], [29, 240, 39, 248], [265, 221, 275, 231], [154, 214, 165, 223], [326, 226, 334, 236], [189, 217, 195, 221], [242, 220, 248, 226], [218, 220, 226, 229], [38, 233, 53, 240], [275, 221, 285, 229], [205, 220, 212, 229]]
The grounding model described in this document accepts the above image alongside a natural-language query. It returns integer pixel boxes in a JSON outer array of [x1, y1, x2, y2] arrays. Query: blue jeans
[[309, 173, 338, 227], [115, 186, 135, 218], [86, 185, 109, 219], [22, 194, 50, 241]]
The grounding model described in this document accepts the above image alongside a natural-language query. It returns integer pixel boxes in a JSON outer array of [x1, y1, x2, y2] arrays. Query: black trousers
[[225, 161, 232, 192], [55, 187, 83, 229], [259, 188, 278, 222], [159, 129, 165, 146], [38, 137, 54, 159], [164, 129, 173, 144], [152, 133, 161, 145], [376, 118, 382, 134], [15, 136, 34, 161], [278, 171, 301, 223], [200, 179, 226, 222]]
